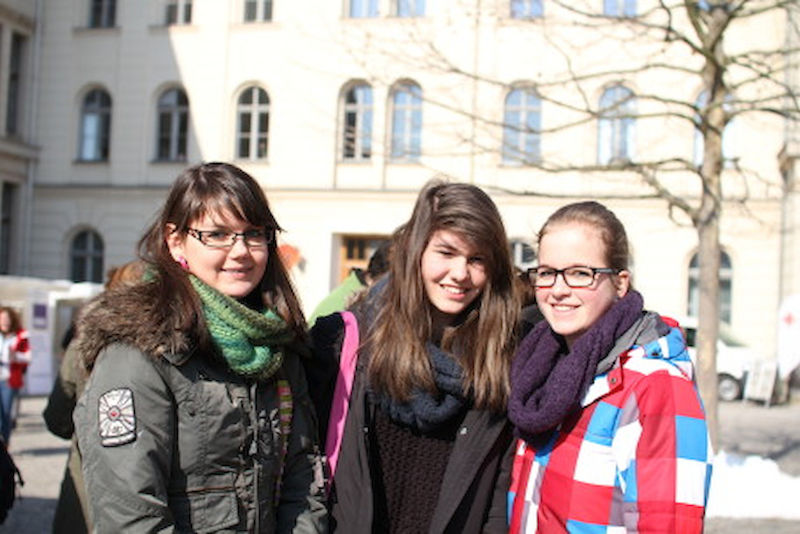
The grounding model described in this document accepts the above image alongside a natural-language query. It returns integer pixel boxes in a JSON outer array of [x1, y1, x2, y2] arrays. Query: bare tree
[[340, 0, 800, 445]]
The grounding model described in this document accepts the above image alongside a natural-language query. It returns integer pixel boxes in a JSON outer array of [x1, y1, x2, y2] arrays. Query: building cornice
[[0, 4, 35, 32], [0, 137, 39, 161]]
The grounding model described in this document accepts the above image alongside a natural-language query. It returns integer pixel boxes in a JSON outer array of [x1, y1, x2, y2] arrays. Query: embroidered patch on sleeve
[[98, 388, 136, 447]]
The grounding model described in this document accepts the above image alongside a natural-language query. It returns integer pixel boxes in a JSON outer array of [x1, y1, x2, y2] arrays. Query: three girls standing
[[71, 160, 709, 532]]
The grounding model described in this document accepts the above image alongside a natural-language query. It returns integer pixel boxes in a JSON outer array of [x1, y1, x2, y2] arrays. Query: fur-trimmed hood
[[74, 281, 192, 371]]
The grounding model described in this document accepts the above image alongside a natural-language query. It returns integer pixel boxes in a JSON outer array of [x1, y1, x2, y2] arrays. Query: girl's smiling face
[[167, 209, 269, 299], [535, 222, 629, 348], [421, 229, 488, 331]]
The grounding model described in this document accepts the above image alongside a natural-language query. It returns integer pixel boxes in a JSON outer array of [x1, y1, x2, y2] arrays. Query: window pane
[[511, 0, 542, 18], [398, 0, 425, 16], [158, 113, 171, 159], [342, 85, 373, 161], [166, 3, 178, 24], [245, 0, 257, 21], [177, 112, 188, 158], [71, 230, 104, 283], [350, 0, 378, 18], [503, 89, 541, 164]]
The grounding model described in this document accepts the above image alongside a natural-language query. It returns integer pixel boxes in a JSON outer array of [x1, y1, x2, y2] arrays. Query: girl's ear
[[165, 224, 185, 262], [615, 270, 631, 298]]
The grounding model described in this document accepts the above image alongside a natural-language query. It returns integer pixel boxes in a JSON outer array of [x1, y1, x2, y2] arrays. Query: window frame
[[349, 0, 379, 18], [502, 87, 542, 165], [396, 0, 425, 17], [5, 33, 24, 137], [70, 229, 105, 283], [341, 84, 374, 162], [165, 0, 193, 25], [603, 0, 636, 17], [390, 82, 423, 162], [156, 88, 189, 162], [78, 88, 112, 162], [235, 86, 270, 161], [244, 0, 273, 22], [510, 0, 543, 19], [597, 84, 636, 165], [89, 0, 117, 28]]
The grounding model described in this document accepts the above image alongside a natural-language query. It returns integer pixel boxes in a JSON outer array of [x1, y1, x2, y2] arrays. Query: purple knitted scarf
[[508, 290, 644, 442]]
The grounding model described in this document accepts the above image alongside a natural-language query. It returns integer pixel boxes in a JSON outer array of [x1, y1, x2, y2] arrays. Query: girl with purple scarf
[[507, 201, 712, 533]]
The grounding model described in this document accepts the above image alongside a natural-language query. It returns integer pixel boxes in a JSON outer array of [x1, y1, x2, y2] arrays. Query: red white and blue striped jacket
[[508, 323, 712, 533]]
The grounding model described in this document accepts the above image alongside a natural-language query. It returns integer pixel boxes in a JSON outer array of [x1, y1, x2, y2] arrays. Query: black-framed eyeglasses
[[187, 228, 274, 249], [527, 266, 621, 288]]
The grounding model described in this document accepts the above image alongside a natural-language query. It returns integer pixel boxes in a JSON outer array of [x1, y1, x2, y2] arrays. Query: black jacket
[[306, 312, 513, 534]]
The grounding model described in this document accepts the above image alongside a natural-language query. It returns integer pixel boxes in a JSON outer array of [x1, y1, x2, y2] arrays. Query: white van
[[678, 317, 757, 401]]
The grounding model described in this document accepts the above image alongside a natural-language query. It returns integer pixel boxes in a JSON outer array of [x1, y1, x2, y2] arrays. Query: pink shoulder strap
[[324, 310, 359, 478]]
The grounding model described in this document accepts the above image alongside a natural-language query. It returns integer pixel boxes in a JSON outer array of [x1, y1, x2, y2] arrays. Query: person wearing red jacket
[[0, 306, 31, 443]]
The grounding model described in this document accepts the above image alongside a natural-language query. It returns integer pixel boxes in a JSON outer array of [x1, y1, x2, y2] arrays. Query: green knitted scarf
[[190, 275, 291, 380]]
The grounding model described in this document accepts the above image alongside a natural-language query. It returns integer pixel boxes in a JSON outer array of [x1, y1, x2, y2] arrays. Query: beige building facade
[[7, 1, 796, 361]]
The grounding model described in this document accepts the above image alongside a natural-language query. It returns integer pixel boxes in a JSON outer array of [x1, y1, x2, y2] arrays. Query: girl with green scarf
[[73, 162, 327, 533]]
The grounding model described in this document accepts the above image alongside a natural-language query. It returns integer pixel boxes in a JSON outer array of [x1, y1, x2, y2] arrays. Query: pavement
[[0, 395, 799, 533]]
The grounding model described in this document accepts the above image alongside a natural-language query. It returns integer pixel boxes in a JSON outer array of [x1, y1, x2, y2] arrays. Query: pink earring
[[177, 256, 189, 271]]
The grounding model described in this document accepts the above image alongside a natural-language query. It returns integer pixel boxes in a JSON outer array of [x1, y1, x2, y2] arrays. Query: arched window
[[503, 87, 542, 165], [390, 83, 422, 162], [236, 86, 270, 160], [687, 250, 732, 323], [604, 0, 636, 17], [70, 229, 104, 283], [79, 89, 112, 161], [244, 0, 273, 22], [598, 85, 636, 165], [693, 90, 737, 169], [510, 0, 543, 18], [156, 88, 189, 161], [342, 84, 373, 161]]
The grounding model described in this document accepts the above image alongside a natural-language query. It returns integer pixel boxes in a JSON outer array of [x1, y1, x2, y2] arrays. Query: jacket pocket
[[170, 472, 240, 533]]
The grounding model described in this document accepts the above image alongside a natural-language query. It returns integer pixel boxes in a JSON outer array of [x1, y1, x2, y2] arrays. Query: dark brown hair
[[366, 179, 520, 411], [137, 162, 306, 346], [0, 306, 22, 334]]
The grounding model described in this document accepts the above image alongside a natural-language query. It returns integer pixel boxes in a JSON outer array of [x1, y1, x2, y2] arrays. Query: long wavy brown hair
[[137, 162, 306, 350], [366, 180, 520, 411]]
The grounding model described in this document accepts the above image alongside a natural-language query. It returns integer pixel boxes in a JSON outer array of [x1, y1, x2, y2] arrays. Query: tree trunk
[[695, 217, 721, 449]]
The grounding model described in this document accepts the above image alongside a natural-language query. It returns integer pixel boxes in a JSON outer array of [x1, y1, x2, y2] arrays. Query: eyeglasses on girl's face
[[187, 227, 274, 249], [527, 266, 621, 288]]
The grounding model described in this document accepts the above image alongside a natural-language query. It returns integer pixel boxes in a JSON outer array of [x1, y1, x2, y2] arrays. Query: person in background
[[507, 201, 712, 533], [43, 260, 147, 534], [306, 241, 391, 327], [515, 266, 544, 338], [72, 162, 327, 532], [308, 179, 520, 533], [0, 306, 31, 444]]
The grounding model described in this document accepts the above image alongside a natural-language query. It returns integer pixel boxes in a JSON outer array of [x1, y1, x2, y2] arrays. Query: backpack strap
[[325, 311, 359, 480]]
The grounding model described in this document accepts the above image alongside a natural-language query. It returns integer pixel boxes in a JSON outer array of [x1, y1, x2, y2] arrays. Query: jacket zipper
[[250, 381, 260, 533]]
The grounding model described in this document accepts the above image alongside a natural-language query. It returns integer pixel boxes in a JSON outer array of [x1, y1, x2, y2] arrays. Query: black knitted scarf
[[508, 290, 644, 442], [375, 342, 468, 433]]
